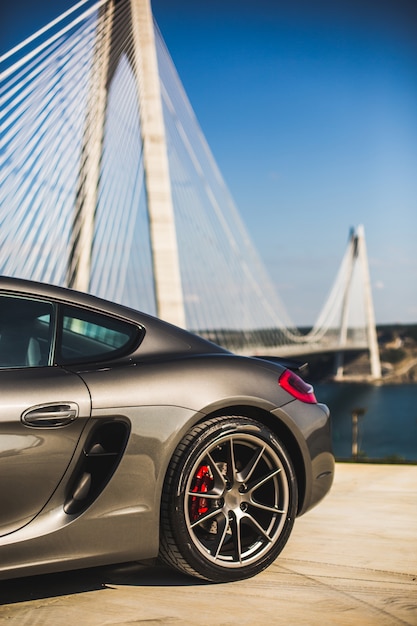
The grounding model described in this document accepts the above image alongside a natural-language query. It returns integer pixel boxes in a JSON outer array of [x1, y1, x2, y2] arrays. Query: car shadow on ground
[[0, 561, 207, 604]]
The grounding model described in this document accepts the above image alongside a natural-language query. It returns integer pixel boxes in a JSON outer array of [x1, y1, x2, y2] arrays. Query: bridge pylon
[[1, 4, 383, 374], [66, 0, 186, 328], [334, 225, 381, 380]]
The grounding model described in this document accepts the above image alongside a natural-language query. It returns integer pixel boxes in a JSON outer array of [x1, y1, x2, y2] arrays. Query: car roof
[[0, 276, 137, 317]]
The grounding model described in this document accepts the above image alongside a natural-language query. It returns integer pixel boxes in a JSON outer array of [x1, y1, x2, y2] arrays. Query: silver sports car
[[0, 276, 334, 582]]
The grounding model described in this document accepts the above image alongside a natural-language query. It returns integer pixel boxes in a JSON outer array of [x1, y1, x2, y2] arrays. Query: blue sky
[[2, 0, 417, 325]]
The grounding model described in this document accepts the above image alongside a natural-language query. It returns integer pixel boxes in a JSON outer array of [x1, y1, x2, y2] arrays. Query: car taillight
[[279, 369, 317, 404]]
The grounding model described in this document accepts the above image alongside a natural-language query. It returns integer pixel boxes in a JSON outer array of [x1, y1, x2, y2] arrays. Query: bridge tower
[[334, 225, 381, 380], [66, 0, 186, 327]]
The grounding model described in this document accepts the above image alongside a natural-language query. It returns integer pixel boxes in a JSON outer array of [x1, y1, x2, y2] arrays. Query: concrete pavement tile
[[0, 464, 416, 626]]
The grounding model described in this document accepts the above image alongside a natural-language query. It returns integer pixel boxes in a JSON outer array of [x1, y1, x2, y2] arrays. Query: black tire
[[159, 416, 298, 582]]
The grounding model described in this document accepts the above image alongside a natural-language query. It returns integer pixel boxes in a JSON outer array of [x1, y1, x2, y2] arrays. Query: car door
[[0, 293, 91, 536]]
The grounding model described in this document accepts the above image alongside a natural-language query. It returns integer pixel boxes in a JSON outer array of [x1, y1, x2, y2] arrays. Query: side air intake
[[64, 421, 130, 515]]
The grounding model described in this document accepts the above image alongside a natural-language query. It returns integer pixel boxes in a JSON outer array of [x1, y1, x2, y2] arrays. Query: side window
[[0, 294, 53, 368], [58, 305, 141, 364]]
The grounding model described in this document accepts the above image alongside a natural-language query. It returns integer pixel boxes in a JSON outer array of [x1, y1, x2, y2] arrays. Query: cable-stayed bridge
[[0, 0, 381, 380]]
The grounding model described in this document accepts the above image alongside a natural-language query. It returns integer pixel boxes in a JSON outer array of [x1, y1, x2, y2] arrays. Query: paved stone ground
[[0, 463, 416, 625]]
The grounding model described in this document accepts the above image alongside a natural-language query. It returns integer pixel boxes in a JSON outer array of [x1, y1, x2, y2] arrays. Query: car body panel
[[271, 401, 333, 514], [0, 276, 335, 580], [0, 367, 91, 536], [0, 406, 199, 578]]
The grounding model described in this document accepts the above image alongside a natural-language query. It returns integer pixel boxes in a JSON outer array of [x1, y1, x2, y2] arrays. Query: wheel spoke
[[247, 467, 281, 494], [186, 489, 220, 499], [250, 501, 286, 514], [207, 450, 228, 488], [234, 516, 243, 564], [212, 514, 230, 560], [190, 505, 222, 529], [237, 444, 265, 483], [240, 510, 273, 543], [226, 437, 238, 482]]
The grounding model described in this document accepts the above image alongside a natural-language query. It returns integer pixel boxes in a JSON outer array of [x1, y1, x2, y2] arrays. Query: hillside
[[304, 324, 417, 383]]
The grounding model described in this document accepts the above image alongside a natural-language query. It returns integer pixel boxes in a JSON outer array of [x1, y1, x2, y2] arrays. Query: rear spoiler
[[253, 356, 308, 373]]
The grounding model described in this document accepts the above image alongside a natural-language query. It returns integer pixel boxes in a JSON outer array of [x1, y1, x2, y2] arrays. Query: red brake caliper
[[191, 465, 214, 522]]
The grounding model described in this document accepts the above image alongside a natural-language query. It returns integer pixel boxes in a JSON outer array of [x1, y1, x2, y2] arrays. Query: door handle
[[21, 403, 79, 427]]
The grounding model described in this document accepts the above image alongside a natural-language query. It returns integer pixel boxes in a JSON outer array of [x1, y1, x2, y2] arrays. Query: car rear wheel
[[159, 416, 297, 582]]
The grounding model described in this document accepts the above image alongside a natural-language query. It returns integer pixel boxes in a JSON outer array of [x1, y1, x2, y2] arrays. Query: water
[[314, 383, 417, 462]]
